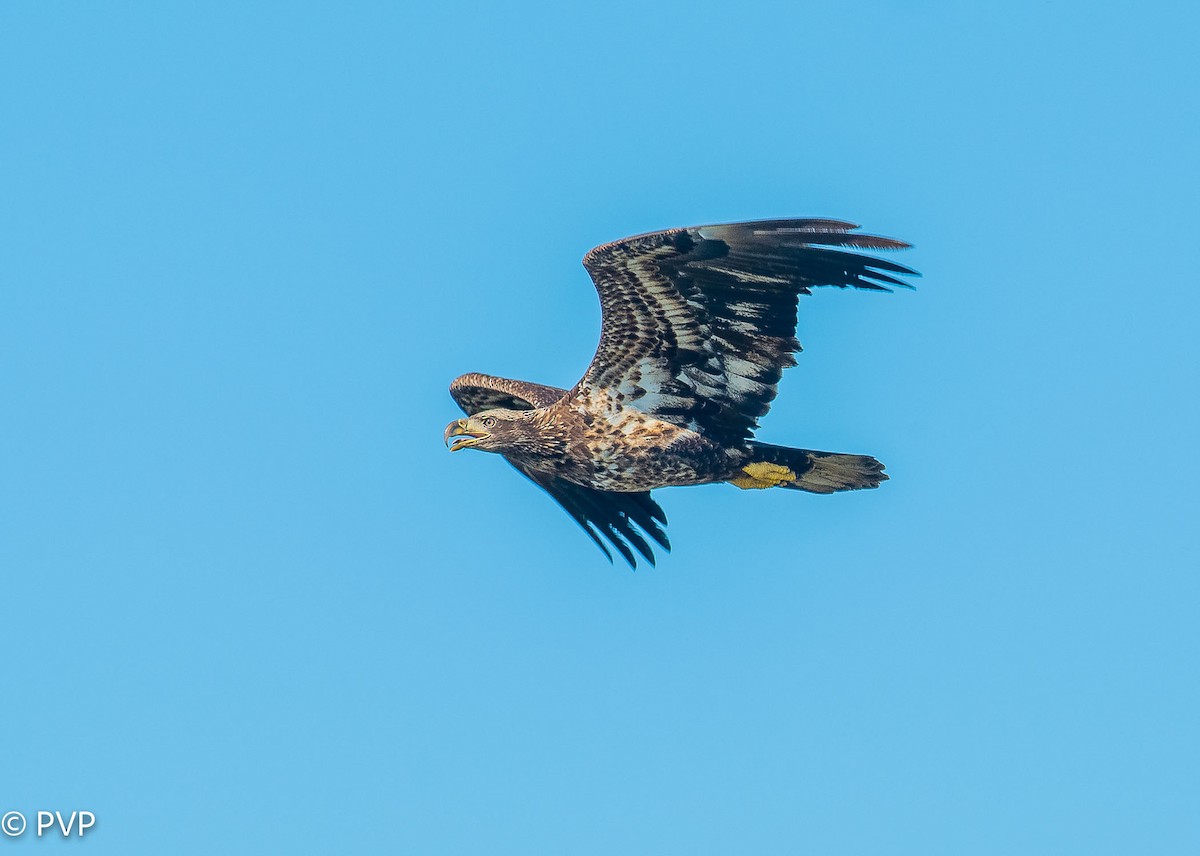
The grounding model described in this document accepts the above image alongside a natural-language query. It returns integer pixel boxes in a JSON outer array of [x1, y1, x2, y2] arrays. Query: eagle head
[[443, 408, 536, 454]]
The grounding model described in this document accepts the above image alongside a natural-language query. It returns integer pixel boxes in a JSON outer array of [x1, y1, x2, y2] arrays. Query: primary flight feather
[[443, 218, 917, 567]]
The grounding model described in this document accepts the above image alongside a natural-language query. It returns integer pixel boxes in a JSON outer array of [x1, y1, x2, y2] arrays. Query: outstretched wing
[[449, 372, 566, 412], [514, 465, 670, 569], [579, 218, 918, 447], [448, 372, 670, 567]]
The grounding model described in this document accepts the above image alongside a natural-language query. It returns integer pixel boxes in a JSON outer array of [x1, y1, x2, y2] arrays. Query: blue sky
[[2, 2, 1197, 853]]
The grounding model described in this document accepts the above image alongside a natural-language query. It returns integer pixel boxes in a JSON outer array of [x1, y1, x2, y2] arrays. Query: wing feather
[[513, 463, 670, 569], [449, 372, 566, 413]]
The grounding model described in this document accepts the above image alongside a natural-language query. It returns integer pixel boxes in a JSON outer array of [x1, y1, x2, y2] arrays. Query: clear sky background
[[2, 2, 1197, 854]]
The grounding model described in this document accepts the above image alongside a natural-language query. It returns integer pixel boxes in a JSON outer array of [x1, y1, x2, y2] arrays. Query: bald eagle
[[444, 218, 917, 567]]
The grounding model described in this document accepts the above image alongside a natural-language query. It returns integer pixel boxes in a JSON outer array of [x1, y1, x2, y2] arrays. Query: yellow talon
[[729, 461, 797, 489]]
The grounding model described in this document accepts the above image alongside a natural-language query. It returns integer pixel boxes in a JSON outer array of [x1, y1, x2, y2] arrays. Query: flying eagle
[[444, 218, 917, 567]]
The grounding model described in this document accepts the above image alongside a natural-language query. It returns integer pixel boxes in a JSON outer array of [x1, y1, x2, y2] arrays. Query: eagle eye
[[482, 416, 497, 429]]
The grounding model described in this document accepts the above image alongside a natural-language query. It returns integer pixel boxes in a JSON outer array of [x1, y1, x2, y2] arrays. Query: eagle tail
[[729, 442, 887, 493]]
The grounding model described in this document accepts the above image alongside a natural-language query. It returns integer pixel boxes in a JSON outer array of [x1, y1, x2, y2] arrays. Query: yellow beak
[[443, 419, 485, 451]]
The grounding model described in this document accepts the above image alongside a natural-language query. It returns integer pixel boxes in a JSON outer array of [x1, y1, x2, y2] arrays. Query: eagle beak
[[443, 419, 485, 452]]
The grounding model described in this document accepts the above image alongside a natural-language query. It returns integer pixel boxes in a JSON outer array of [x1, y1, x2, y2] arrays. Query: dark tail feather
[[730, 441, 887, 493]]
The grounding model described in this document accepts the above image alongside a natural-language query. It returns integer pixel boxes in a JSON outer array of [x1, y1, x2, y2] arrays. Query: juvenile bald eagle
[[444, 218, 917, 567]]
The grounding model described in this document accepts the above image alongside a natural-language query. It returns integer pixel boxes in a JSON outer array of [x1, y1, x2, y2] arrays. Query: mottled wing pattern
[[580, 219, 918, 447], [449, 372, 566, 413], [449, 372, 670, 568]]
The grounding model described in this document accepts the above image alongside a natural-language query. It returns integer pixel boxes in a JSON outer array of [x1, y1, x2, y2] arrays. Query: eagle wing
[[449, 372, 670, 567], [449, 372, 566, 412], [579, 219, 918, 447]]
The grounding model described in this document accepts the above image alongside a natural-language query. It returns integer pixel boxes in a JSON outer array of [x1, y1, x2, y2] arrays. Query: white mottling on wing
[[726, 375, 771, 398], [703, 265, 790, 285], [725, 357, 766, 379]]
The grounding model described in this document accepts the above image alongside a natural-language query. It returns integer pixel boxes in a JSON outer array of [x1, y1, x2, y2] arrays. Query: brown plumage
[[444, 218, 917, 567]]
